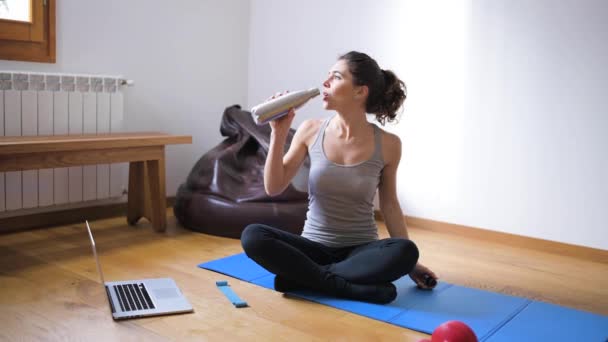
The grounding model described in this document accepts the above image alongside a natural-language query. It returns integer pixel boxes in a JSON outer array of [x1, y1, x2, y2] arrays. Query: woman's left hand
[[409, 263, 438, 290]]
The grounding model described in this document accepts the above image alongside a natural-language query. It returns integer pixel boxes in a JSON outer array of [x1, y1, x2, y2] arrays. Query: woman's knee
[[401, 239, 420, 260], [241, 223, 281, 253], [240, 223, 267, 253], [393, 239, 420, 273]]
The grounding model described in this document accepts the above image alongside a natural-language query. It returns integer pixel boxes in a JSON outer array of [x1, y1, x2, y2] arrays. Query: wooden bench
[[0, 132, 192, 232]]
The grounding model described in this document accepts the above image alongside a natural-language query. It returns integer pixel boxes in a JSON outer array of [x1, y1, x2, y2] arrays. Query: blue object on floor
[[198, 253, 608, 341], [216, 280, 248, 308]]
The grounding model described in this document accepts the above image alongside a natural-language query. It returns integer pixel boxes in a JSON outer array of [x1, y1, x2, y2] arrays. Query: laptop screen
[[85, 220, 106, 285]]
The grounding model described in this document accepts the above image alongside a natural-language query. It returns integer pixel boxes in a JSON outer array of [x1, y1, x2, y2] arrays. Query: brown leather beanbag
[[173, 105, 309, 238]]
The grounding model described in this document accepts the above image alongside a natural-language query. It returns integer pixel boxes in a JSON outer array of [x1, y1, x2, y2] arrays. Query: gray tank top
[[301, 116, 385, 247]]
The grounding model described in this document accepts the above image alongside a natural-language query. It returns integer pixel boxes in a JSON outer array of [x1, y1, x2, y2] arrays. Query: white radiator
[[0, 71, 129, 212]]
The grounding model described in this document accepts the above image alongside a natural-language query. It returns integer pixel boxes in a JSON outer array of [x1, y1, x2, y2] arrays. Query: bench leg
[[146, 156, 166, 232], [127, 161, 145, 226], [126, 149, 167, 232]]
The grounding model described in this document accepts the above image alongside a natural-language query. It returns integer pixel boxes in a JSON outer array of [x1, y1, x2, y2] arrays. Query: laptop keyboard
[[113, 283, 156, 312]]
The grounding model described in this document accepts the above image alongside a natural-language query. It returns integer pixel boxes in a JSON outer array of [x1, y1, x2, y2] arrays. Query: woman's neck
[[331, 109, 370, 141]]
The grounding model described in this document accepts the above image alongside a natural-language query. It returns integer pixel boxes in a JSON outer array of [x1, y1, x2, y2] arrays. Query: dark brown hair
[[339, 51, 407, 125]]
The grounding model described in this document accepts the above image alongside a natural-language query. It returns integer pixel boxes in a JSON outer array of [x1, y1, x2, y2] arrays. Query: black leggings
[[241, 223, 419, 293]]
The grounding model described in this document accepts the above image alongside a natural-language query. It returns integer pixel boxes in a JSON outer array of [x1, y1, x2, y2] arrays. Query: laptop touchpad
[[153, 288, 180, 299]]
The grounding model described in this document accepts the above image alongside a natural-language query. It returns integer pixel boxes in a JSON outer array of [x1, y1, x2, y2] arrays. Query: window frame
[[0, 0, 55, 63]]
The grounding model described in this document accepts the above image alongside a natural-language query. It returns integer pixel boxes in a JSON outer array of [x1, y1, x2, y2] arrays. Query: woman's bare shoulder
[[299, 118, 324, 131], [296, 118, 325, 145], [378, 127, 402, 163]]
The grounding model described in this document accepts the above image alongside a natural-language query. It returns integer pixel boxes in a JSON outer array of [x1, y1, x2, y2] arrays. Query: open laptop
[[85, 220, 194, 320]]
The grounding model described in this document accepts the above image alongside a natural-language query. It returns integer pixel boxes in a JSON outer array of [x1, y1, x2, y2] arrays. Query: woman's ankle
[[274, 275, 305, 293], [322, 274, 397, 304]]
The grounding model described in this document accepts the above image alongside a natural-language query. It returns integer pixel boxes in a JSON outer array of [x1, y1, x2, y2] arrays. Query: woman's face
[[322, 59, 363, 111]]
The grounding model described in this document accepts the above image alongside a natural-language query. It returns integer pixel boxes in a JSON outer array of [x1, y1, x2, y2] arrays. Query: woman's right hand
[[269, 108, 296, 136], [267, 92, 296, 137]]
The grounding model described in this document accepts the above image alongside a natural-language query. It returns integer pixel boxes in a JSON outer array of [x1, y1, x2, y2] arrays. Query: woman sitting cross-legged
[[241, 51, 438, 304]]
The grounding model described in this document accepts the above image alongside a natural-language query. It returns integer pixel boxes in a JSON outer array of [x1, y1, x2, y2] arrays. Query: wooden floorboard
[[1, 209, 606, 341]]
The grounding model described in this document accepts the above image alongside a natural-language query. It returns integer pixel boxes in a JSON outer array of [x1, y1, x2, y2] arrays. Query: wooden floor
[[1, 209, 606, 341]]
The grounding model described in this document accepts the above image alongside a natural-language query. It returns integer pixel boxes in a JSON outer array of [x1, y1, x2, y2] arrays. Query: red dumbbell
[[418, 320, 478, 342]]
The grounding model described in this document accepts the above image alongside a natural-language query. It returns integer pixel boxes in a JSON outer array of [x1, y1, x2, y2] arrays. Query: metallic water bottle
[[251, 88, 320, 125]]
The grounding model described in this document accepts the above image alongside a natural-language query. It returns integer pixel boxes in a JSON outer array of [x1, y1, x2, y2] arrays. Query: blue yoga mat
[[485, 301, 608, 342], [199, 253, 608, 341]]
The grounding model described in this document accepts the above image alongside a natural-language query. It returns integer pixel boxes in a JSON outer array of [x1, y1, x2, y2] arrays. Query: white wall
[[0, 0, 251, 196], [464, 0, 608, 249], [248, 0, 608, 250], [1, 1, 606, 250]]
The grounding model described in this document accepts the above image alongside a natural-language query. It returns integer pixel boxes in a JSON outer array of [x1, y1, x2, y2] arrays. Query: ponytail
[[339, 51, 407, 125]]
